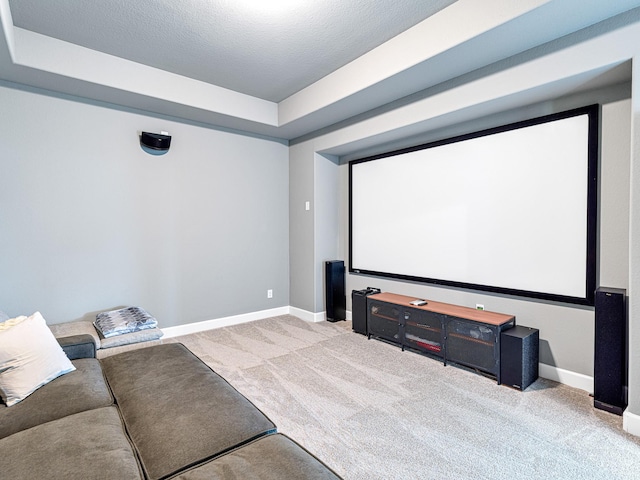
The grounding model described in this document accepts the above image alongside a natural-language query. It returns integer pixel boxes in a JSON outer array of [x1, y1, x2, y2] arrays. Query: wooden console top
[[369, 292, 515, 326]]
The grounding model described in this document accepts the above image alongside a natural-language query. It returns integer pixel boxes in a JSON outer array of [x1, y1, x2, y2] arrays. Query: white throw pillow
[[0, 315, 27, 331], [0, 312, 76, 406]]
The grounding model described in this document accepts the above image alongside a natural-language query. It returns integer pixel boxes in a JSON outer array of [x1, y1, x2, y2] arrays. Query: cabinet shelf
[[371, 313, 400, 323], [405, 321, 441, 334], [447, 332, 494, 347]]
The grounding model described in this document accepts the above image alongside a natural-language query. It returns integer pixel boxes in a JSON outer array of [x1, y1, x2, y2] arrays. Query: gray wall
[[315, 153, 340, 311], [289, 142, 315, 313], [628, 57, 640, 421], [0, 83, 289, 327]]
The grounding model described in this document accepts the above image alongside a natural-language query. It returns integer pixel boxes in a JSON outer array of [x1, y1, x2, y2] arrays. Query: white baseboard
[[538, 363, 594, 393], [289, 307, 325, 323], [623, 409, 640, 437], [162, 305, 328, 338], [162, 306, 290, 339], [346, 310, 352, 321]]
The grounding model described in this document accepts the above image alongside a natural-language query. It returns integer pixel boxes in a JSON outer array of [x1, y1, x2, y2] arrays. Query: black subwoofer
[[351, 287, 380, 335], [325, 261, 346, 322], [594, 287, 627, 415], [500, 326, 539, 391]]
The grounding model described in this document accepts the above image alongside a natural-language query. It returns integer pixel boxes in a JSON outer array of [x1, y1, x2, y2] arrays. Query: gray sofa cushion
[[172, 434, 342, 480], [58, 333, 97, 359], [49, 319, 102, 348], [0, 406, 143, 479], [100, 343, 277, 480], [0, 358, 113, 439]]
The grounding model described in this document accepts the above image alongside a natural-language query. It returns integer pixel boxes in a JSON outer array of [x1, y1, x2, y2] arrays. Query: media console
[[366, 292, 516, 384]]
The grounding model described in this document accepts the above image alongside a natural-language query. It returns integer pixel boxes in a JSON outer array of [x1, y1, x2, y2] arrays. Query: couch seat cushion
[[171, 434, 342, 480], [0, 358, 113, 439], [100, 343, 277, 480], [0, 406, 143, 479]]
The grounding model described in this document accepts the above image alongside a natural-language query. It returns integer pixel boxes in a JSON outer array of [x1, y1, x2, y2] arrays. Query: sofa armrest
[[57, 334, 96, 359]]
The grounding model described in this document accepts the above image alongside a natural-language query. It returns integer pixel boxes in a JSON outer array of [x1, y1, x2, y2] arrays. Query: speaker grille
[[325, 261, 345, 321], [500, 326, 539, 390], [594, 287, 627, 414], [140, 132, 171, 150]]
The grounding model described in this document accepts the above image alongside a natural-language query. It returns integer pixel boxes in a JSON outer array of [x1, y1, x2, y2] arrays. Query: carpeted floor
[[165, 315, 640, 480]]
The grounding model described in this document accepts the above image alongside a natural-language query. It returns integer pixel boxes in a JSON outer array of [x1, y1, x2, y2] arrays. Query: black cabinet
[[368, 300, 402, 343], [402, 308, 444, 357], [367, 293, 515, 384], [445, 318, 502, 378], [368, 300, 445, 357]]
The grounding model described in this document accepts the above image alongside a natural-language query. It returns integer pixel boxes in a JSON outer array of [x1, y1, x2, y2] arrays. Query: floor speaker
[[500, 326, 539, 390], [351, 287, 381, 335], [325, 261, 346, 322], [594, 287, 627, 415]]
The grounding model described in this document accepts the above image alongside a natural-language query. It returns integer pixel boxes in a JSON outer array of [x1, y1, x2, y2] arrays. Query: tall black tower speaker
[[594, 287, 627, 415], [325, 260, 346, 322], [500, 326, 539, 390]]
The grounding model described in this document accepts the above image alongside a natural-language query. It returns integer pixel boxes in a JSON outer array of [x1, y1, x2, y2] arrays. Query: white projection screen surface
[[349, 105, 598, 305]]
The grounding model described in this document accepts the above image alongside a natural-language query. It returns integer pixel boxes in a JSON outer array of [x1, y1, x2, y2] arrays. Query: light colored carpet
[[165, 315, 640, 480]]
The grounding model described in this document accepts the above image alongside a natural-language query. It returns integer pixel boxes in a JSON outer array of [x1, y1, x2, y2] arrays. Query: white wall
[[0, 83, 290, 327]]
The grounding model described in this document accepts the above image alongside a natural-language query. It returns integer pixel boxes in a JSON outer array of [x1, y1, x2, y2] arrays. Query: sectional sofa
[[0, 334, 342, 479]]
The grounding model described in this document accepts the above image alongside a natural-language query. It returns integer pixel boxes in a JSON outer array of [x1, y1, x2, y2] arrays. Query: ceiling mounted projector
[[140, 131, 171, 151]]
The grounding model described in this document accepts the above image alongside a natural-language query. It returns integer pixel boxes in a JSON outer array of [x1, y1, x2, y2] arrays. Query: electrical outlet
[[476, 304, 484, 311], [267, 289, 273, 299]]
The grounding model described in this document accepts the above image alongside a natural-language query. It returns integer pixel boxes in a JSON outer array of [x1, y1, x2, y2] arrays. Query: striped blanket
[[94, 307, 158, 338]]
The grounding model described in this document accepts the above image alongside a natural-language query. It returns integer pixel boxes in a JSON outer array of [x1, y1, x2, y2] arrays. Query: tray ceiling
[[1, 1, 638, 140]]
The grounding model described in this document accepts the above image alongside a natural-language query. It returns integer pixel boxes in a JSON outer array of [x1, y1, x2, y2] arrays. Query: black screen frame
[[348, 104, 599, 306]]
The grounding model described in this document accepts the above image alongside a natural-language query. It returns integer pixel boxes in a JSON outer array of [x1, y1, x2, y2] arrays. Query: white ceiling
[[8, 0, 457, 102], [1, 0, 639, 140]]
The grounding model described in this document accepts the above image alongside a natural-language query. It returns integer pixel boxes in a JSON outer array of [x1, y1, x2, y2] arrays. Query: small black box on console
[[351, 287, 380, 335]]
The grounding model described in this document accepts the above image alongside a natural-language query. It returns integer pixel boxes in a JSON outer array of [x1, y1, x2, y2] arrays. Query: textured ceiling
[[8, 0, 457, 102]]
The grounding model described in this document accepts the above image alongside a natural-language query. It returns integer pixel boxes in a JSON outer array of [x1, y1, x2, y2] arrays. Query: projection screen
[[349, 105, 598, 305]]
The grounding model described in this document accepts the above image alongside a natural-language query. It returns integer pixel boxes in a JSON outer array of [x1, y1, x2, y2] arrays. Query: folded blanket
[[94, 307, 158, 338]]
